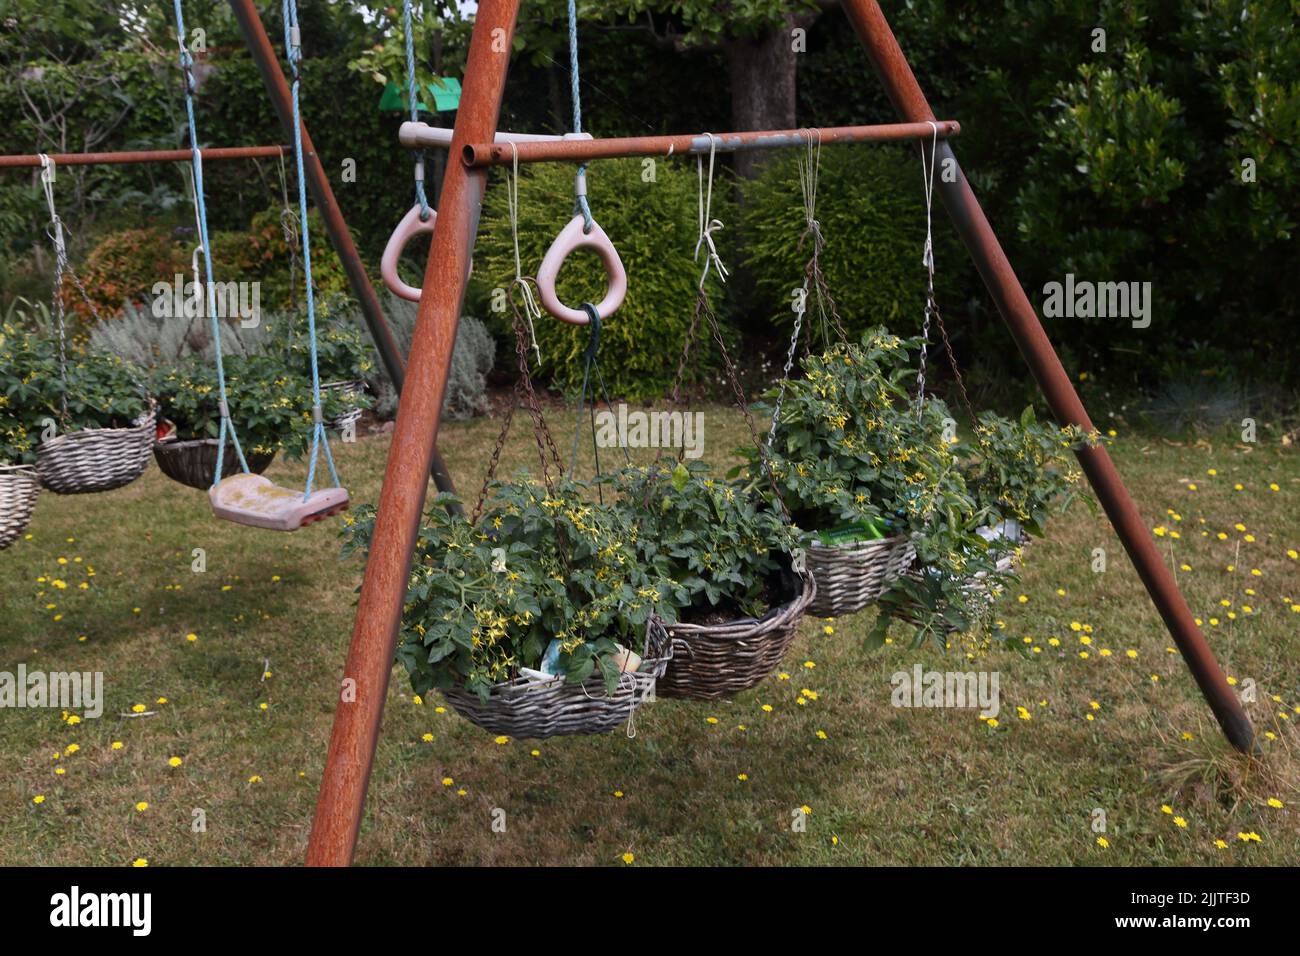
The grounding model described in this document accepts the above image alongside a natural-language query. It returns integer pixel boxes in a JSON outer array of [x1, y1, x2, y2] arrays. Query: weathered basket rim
[[665, 570, 815, 640], [38, 403, 157, 449]]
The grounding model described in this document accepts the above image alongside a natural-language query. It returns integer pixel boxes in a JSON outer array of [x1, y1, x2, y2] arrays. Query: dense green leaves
[[342, 478, 685, 702], [611, 458, 798, 618]]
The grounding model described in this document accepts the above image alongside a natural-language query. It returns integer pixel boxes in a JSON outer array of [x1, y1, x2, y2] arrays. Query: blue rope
[[566, 0, 593, 232], [172, 0, 249, 485], [403, 0, 431, 220], [283, 0, 340, 499]]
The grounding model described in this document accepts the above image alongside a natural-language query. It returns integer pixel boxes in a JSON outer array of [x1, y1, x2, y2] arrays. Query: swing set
[[0, 0, 1257, 866], [306, 0, 1257, 866]]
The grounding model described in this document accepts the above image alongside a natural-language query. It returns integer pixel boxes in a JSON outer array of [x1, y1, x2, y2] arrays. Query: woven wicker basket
[[805, 533, 916, 618], [321, 379, 365, 432], [153, 439, 277, 490], [0, 465, 40, 550], [439, 617, 671, 738], [659, 570, 815, 700], [896, 535, 1028, 633], [35, 405, 157, 495]]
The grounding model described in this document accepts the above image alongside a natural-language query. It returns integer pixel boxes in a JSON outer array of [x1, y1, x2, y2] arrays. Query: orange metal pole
[[460, 120, 961, 166], [0, 146, 287, 168], [305, 0, 519, 866], [839, 0, 1253, 752]]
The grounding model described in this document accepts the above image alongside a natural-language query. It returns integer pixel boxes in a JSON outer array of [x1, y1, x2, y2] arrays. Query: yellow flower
[[135, 802, 149, 812], [168, 757, 182, 768], [1096, 836, 1109, 848], [621, 852, 635, 864], [1174, 816, 1188, 828], [1267, 798, 1285, 809], [32, 795, 45, 805]]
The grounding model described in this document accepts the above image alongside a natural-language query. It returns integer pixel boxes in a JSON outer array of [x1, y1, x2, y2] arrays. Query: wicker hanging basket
[[805, 533, 916, 618], [439, 617, 672, 738], [0, 465, 40, 550], [896, 532, 1029, 633], [321, 379, 366, 431], [35, 405, 157, 495], [152, 438, 277, 491], [659, 568, 815, 700]]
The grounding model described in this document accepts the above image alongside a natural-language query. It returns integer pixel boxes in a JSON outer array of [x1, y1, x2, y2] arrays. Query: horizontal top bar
[[0, 145, 289, 169], [398, 121, 593, 150], [459, 120, 961, 167]]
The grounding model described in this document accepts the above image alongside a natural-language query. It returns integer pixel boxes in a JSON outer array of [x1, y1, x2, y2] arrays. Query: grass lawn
[[1, 404, 1297, 866]]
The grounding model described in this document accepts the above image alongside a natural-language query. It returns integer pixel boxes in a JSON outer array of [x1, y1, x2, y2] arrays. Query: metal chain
[[914, 122, 940, 415], [766, 292, 805, 451], [934, 299, 977, 424], [473, 298, 562, 523]]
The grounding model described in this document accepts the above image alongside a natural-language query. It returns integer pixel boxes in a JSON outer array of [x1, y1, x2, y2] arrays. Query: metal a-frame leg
[[305, 0, 520, 867], [840, 0, 1254, 753]]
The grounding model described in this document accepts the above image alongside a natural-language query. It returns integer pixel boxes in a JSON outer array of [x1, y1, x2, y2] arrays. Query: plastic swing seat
[[208, 473, 349, 532]]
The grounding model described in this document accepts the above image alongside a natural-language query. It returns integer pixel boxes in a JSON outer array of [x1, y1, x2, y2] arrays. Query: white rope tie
[[506, 142, 543, 366], [921, 120, 939, 275], [799, 128, 822, 243], [694, 132, 728, 289]]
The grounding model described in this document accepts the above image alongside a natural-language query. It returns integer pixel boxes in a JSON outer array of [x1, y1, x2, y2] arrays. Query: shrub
[[370, 294, 494, 421], [470, 157, 729, 401], [739, 144, 928, 336], [67, 207, 349, 323]]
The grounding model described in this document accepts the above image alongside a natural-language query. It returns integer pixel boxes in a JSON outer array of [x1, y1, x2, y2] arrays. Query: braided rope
[[566, 0, 593, 231], [172, 0, 249, 484], [402, 0, 432, 220], [282, 0, 341, 498]]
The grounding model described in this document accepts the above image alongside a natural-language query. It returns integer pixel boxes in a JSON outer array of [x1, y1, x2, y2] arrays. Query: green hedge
[[471, 157, 730, 402], [739, 144, 932, 337]]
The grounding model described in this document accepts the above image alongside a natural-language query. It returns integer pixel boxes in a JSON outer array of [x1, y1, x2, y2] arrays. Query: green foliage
[[341, 479, 683, 702], [0, 318, 149, 464], [472, 157, 727, 400], [739, 145, 928, 336], [148, 351, 362, 460], [611, 458, 798, 619], [962, 407, 1094, 539], [68, 208, 350, 323], [753, 328, 1088, 647], [754, 329, 965, 536], [369, 295, 494, 420], [610, 1, 822, 44]]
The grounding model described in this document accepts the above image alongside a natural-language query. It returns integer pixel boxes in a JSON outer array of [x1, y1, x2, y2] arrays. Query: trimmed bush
[[470, 157, 730, 402], [739, 144, 929, 336], [67, 207, 348, 323]]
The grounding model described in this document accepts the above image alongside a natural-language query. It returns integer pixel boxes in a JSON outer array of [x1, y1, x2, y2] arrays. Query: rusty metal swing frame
[[289, 0, 1254, 866]]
